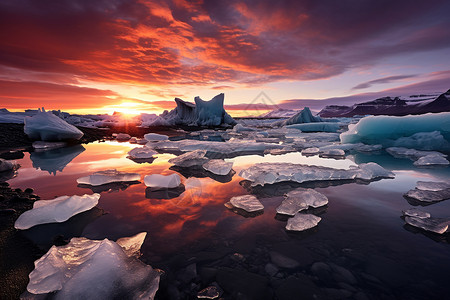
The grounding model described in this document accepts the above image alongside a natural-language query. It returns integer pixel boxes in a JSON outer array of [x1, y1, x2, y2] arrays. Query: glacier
[[77, 170, 141, 186], [14, 193, 100, 230], [24, 109, 84, 141], [239, 162, 394, 186], [340, 112, 450, 151], [26, 233, 160, 299]]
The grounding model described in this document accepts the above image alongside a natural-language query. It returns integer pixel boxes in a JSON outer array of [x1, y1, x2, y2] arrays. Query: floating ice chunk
[[404, 188, 450, 203], [168, 150, 209, 167], [413, 154, 449, 166], [0, 158, 18, 172], [226, 195, 264, 213], [340, 113, 450, 151], [277, 188, 328, 216], [402, 208, 431, 219], [32, 141, 67, 150], [416, 181, 450, 191], [203, 159, 233, 175], [405, 216, 449, 234], [128, 147, 158, 159], [24, 110, 84, 141], [239, 162, 394, 186], [319, 149, 345, 158], [301, 147, 320, 156], [144, 174, 181, 189], [197, 286, 221, 299], [285, 214, 321, 231], [115, 133, 131, 141], [116, 232, 148, 257], [286, 132, 340, 142], [287, 122, 340, 132], [77, 170, 140, 186], [26, 233, 160, 299], [14, 194, 100, 230], [264, 147, 295, 155], [233, 124, 256, 132], [144, 133, 169, 142], [386, 147, 446, 161]]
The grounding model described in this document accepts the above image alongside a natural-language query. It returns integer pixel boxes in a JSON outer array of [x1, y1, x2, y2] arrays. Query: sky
[[1, 0, 450, 116]]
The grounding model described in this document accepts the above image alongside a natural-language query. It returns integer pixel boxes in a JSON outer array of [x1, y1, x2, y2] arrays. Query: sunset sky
[[1, 0, 450, 116]]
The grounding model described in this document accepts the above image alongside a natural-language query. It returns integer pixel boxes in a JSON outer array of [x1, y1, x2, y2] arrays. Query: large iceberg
[[239, 162, 394, 186], [14, 193, 100, 230], [26, 233, 160, 299], [24, 109, 84, 141], [77, 170, 141, 186], [285, 107, 322, 125], [340, 113, 450, 151]]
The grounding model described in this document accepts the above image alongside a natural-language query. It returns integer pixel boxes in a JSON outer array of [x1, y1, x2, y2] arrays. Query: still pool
[[6, 141, 450, 299]]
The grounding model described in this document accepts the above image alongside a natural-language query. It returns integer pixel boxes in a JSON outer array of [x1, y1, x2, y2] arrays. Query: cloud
[[352, 74, 418, 90]]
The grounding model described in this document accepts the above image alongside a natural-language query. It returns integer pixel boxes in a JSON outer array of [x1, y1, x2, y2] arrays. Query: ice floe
[[404, 215, 449, 234], [402, 208, 431, 219], [115, 133, 132, 141], [301, 147, 320, 156], [239, 162, 394, 186], [287, 122, 341, 133], [14, 193, 100, 230], [225, 195, 264, 213], [386, 147, 446, 161], [127, 147, 158, 159], [319, 149, 346, 159], [144, 173, 181, 189], [285, 214, 321, 231], [24, 109, 84, 141], [26, 233, 160, 299], [416, 181, 450, 191], [203, 159, 233, 175], [144, 133, 169, 142], [340, 113, 450, 151], [168, 150, 209, 167], [77, 170, 140, 186], [404, 181, 450, 203], [413, 154, 449, 167], [277, 188, 328, 216]]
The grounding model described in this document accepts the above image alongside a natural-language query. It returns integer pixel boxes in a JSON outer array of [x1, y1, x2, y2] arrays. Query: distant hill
[[318, 90, 449, 117]]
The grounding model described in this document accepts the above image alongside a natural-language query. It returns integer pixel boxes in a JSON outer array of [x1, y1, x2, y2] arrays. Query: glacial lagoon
[[7, 138, 450, 299]]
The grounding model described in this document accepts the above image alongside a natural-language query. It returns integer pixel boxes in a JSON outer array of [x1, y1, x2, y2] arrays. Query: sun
[[106, 102, 143, 116]]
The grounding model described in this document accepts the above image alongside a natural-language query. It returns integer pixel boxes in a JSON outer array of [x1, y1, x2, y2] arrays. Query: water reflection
[[78, 181, 141, 193], [30, 144, 85, 175], [145, 185, 185, 199], [170, 165, 235, 183]]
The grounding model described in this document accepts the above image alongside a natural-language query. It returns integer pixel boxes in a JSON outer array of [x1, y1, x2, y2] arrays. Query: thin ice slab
[[226, 195, 264, 213], [128, 147, 158, 159], [405, 216, 449, 234], [413, 154, 449, 167], [77, 170, 141, 186], [277, 188, 328, 216], [285, 214, 321, 231], [26, 233, 160, 299], [14, 194, 100, 230], [404, 181, 450, 203], [168, 150, 209, 167], [144, 174, 181, 189], [203, 159, 233, 175]]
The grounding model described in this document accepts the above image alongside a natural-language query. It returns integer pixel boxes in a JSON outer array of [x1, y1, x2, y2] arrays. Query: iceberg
[[77, 170, 141, 186], [168, 150, 209, 167], [413, 154, 449, 166], [233, 124, 256, 133], [285, 107, 322, 125], [14, 193, 100, 230], [24, 109, 84, 141], [127, 147, 158, 159], [225, 195, 264, 213], [26, 233, 160, 299], [285, 214, 321, 231], [195, 93, 236, 127], [144, 133, 169, 142], [203, 159, 233, 175], [239, 162, 394, 186], [404, 216, 449, 234], [276, 188, 328, 216], [144, 174, 181, 189], [287, 122, 341, 133], [340, 113, 450, 151]]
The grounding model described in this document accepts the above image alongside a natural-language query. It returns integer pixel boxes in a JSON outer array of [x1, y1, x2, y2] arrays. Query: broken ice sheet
[[144, 173, 181, 189], [402, 208, 431, 219], [405, 216, 449, 234], [404, 181, 450, 203], [77, 169, 140, 186], [203, 159, 233, 175], [319, 148, 345, 159], [26, 233, 160, 299], [14, 194, 100, 230], [416, 181, 450, 191], [168, 149, 209, 167], [127, 147, 158, 159], [413, 154, 449, 167], [285, 214, 321, 231], [277, 188, 328, 216], [225, 195, 264, 213]]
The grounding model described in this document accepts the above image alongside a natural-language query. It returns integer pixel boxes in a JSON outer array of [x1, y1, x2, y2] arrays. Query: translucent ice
[[77, 170, 141, 186], [203, 159, 233, 175], [24, 109, 84, 141], [402, 208, 431, 219], [287, 122, 340, 133], [405, 216, 449, 234], [128, 147, 158, 159], [277, 188, 328, 216], [285, 214, 321, 231], [319, 148, 345, 158], [386, 147, 446, 161], [14, 193, 100, 230], [195, 93, 236, 127], [144, 133, 169, 142], [226, 195, 264, 213], [416, 181, 450, 191], [404, 188, 450, 203], [413, 154, 449, 166], [26, 233, 160, 299], [239, 162, 394, 186], [340, 113, 450, 150], [168, 150, 209, 167], [144, 174, 181, 189]]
